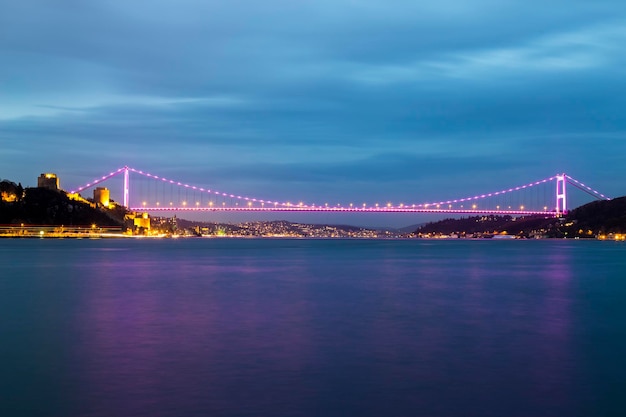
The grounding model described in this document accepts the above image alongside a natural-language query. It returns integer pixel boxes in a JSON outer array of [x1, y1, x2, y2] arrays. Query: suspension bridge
[[68, 166, 611, 217]]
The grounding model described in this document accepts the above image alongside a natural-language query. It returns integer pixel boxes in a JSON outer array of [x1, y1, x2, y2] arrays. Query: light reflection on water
[[1, 239, 626, 416]]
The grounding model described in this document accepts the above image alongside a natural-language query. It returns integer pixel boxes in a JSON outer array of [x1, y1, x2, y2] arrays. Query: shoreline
[[0, 234, 619, 241]]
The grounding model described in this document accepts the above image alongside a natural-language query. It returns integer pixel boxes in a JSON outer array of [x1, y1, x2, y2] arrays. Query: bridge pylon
[[556, 173, 567, 216], [123, 166, 130, 208]]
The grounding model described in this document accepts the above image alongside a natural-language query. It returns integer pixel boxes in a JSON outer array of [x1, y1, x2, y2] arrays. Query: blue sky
[[1, 1, 625, 226]]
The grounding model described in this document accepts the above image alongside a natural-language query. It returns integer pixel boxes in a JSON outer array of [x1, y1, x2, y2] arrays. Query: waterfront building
[[124, 212, 151, 234]]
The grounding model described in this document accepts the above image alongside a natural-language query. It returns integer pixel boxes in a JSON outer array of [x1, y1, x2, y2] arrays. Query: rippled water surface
[[1, 238, 626, 416]]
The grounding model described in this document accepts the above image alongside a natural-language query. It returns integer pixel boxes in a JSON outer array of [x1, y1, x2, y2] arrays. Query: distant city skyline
[[1, 1, 625, 226]]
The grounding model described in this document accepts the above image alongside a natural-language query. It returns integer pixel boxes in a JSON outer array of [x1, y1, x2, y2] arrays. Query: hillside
[[170, 218, 401, 238], [0, 186, 125, 226], [415, 196, 626, 238], [564, 196, 626, 234], [415, 215, 559, 238]]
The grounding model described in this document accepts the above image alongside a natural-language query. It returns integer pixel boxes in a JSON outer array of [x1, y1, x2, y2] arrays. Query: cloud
[[350, 22, 626, 85]]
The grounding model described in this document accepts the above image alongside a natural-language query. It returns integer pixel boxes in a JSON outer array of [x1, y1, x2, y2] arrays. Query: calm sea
[[1, 238, 625, 417]]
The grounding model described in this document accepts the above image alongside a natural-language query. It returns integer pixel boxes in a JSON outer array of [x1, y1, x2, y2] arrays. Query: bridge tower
[[556, 173, 567, 216], [123, 166, 130, 208]]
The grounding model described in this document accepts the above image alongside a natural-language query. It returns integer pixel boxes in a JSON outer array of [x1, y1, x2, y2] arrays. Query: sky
[[1, 0, 625, 226]]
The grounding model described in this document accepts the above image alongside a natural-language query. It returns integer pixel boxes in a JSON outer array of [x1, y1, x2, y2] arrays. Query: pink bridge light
[[67, 166, 611, 216]]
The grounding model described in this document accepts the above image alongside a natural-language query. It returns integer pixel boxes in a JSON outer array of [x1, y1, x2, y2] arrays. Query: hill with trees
[[564, 196, 626, 235], [0, 184, 125, 226], [415, 196, 626, 238]]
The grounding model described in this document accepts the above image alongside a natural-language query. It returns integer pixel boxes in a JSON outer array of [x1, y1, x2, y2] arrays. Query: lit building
[[38, 173, 60, 190], [124, 212, 151, 234], [135, 212, 150, 230], [94, 187, 110, 208], [0, 180, 20, 202], [0, 191, 17, 202]]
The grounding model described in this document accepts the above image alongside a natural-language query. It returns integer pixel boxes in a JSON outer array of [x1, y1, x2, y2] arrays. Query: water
[[1, 238, 626, 417]]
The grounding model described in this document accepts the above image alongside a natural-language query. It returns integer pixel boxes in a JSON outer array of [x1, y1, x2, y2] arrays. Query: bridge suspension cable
[[565, 175, 611, 201], [68, 166, 612, 216]]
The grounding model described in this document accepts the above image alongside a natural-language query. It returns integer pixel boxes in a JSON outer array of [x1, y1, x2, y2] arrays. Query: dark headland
[[415, 196, 626, 239]]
